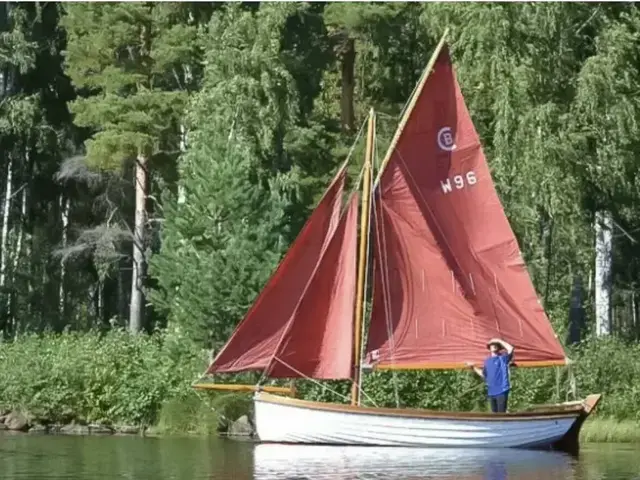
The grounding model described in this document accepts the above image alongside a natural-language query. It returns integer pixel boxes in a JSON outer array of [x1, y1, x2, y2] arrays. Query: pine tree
[[149, 3, 305, 347], [61, 3, 202, 332]]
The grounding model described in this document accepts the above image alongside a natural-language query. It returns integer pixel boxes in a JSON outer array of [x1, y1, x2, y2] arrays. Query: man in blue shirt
[[466, 338, 514, 413]]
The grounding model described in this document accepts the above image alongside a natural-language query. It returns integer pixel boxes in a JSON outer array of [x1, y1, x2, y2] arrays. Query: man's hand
[[361, 360, 378, 371], [465, 361, 484, 379], [490, 338, 514, 355]]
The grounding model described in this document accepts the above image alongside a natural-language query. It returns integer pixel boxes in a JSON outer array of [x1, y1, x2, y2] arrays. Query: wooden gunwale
[[256, 392, 600, 422]]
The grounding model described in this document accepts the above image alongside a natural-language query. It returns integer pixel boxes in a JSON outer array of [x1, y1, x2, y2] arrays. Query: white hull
[[253, 392, 600, 450]]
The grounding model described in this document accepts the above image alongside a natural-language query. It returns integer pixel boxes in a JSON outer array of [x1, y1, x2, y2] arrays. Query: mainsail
[[365, 47, 567, 370], [207, 166, 357, 379]]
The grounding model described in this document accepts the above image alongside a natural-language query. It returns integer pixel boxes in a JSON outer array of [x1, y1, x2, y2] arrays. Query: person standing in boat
[[466, 338, 514, 413]]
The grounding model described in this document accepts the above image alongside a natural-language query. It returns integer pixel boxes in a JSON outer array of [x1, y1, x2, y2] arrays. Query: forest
[[0, 2, 639, 435]]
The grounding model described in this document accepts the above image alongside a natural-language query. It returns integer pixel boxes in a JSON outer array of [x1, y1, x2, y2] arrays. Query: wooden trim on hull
[[193, 383, 296, 396], [255, 392, 600, 422]]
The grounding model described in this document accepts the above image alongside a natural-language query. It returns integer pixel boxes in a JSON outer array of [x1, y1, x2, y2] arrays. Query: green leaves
[[0, 4, 37, 74], [0, 329, 205, 425], [149, 4, 306, 347], [62, 3, 194, 170]]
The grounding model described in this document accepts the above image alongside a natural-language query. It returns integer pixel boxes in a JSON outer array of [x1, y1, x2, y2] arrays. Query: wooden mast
[[349, 31, 450, 404], [351, 108, 375, 406]]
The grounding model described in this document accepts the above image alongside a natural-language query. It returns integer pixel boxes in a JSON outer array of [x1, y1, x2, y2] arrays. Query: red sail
[[207, 166, 349, 377], [268, 193, 358, 378], [365, 47, 566, 369]]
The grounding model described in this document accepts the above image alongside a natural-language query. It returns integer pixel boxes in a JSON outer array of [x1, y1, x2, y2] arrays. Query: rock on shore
[[0, 409, 144, 436], [0, 407, 255, 438]]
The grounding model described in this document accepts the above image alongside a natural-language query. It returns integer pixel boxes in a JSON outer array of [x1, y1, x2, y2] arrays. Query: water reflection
[[252, 445, 575, 480], [2, 431, 640, 480]]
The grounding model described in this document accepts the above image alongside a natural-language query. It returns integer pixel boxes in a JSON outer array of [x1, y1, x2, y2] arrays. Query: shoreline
[[3, 413, 638, 444], [580, 417, 640, 443]]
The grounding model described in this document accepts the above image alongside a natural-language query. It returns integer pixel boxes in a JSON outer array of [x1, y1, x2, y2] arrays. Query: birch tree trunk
[[177, 58, 191, 206], [594, 210, 613, 336], [59, 194, 69, 319], [8, 183, 27, 336], [129, 152, 148, 332], [177, 123, 187, 205], [0, 158, 13, 303]]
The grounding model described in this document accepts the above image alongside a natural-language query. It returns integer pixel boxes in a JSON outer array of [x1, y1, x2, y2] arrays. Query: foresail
[[206, 166, 348, 376], [267, 193, 358, 379], [365, 47, 566, 369]]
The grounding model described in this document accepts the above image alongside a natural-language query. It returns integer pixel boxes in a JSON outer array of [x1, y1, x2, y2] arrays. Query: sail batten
[[365, 47, 566, 369], [206, 165, 354, 378]]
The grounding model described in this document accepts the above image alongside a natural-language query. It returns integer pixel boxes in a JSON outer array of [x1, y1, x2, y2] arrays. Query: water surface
[[0, 432, 637, 479]]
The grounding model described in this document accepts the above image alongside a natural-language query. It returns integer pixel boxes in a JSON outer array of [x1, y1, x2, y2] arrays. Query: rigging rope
[[565, 357, 577, 401], [371, 131, 401, 409], [272, 357, 379, 406]]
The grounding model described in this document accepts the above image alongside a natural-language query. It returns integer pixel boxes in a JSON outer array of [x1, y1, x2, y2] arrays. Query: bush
[[0, 328, 206, 426], [0, 331, 636, 434]]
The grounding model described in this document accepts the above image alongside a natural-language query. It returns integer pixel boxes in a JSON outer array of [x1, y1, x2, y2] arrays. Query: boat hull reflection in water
[[253, 444, 574, 480]]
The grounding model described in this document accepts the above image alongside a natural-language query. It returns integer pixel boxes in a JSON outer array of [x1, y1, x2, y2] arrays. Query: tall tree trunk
[[98, 279, 104, 324], [177, 123, 187, 205], [567, 275, 584, 345], [59, 194, 69, 319], [9, 183, 26, 336], [0, 157, 13, 327], [118, 260, 126, 321], [594, 210, 613, 336], [340, 37, 356, 133], [177, 57, 191, 206], [129, 153, 148, 332]]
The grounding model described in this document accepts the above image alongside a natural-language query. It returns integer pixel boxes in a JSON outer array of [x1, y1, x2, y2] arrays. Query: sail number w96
[[440, 171, 477, 194]]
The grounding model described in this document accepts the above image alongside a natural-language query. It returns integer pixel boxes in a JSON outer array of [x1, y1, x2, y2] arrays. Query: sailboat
[[193, 31, 601, 453]]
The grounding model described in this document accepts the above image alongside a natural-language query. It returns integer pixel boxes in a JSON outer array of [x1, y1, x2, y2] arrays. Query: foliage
[[581, 417, 640, 443], [0, 328, 205, 426], [0, 332, 637, 435], [149, 4, 305, 347], [61, 3, 195, 170]]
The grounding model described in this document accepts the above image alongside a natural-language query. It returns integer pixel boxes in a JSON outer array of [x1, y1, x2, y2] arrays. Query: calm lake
[[0, 432, 638, 479]]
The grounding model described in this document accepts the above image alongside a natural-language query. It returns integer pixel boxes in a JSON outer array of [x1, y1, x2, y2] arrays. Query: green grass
[[152, 393, 219, 436], [152, 391, 253, 436], [581, 417, 640, 443]]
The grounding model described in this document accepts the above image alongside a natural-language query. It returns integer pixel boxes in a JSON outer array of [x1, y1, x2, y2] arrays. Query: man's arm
[[465, 362, 484, 379], [492, 338, 514, 361]]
